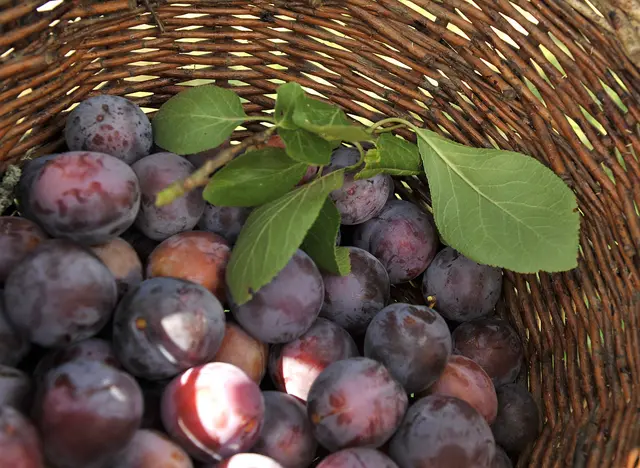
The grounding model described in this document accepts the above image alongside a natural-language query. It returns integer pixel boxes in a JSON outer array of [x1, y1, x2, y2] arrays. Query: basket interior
[[1, 1, 639, 466]]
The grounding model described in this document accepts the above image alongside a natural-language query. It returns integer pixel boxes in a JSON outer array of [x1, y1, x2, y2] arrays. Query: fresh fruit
[[0, 295, 30, 366], [161, 362, 265, 462], [65, 94, 152, 165], [452, 318, 523, 387], [0, 217, 47, 283], [491, 384, 540, 455], [0, 406, 44, 468], [0, 366, 31, 411], [269, 318, 359, 402], [316, 447, 399, 468], [422, 247, 502, 322], [213, 322, 268, 384], [364, 303, 451, 393], [112, 277, 226, 380], [389, 395, 496, 468], [320, 247, 390, 335], [90, 237, 143, 298], [106, 429, 193, 468], [29, 151, 141, 245], [307, 357, 408, 452], [230, 249, 324, 344], [198, 204, 252, 245], [353, 200, 438, 284]]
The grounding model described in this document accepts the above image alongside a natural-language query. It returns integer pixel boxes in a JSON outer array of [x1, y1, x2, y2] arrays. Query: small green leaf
[[278, 128, 333, 165], [417, 129, 580, 273], [227, 170, 346, 305], [355, 133, 422, 179], [292, 97, 372, 142], [153, 85, 248, 155], [203, 147, 307, 207], [302, 198, 351, 275], [275, 82, 305, 129]]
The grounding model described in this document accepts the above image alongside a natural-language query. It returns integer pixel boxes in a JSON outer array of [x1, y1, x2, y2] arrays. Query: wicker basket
[[1, 1, 639, 466]]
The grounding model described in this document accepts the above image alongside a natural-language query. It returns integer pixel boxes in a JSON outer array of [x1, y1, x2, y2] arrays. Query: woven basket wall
[[1, 1, 639, 466]]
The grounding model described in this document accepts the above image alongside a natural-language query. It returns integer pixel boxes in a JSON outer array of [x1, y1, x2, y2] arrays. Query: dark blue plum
[[491, 384, 539, 456], [198, 204, 252, 245], [0, 217, 47, 284]]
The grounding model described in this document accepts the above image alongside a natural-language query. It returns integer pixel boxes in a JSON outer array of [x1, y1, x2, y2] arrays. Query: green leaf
[[203, 147, 307, 207], [417, 129, 579, 273], [226, 170, 346, 305], [274, 82, 305, 129], [292, 97, 372, 143], [355, 133, 422, 179], [152, 85, 247, 155], [302, 198, 351, 275], [278, 128, 333, 165]]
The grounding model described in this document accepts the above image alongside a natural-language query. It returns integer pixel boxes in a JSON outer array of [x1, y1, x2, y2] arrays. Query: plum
[[132, 152, 205, 241], [29, 151, 141, 245], [107, 429, 193, 468], [198, 204, 252, 245], [3, 239, 117, 347], [0, 296, 30, 366], [231, 249, 324, 344], [65, 94, 152, 165], [491, 384, 539, 455], [90, 237, 143, 298], [161, 362, 265, 462], [322, 147, 392, 225], [492, 446, 513, 468], [320, 247, 390, 335], [112, 277, 225, 380], [0, 217, 48, 284], [33, 338, 120, 383], [120, 227, 159, 263], [0, 366, 30, 411], [34, 359, 143, 468], [364, 303, 451, 393], [213, 322, 268, 384], [307, 357, 408, 452], [216, 453, 284, 468], [252, 391, 317, 467], [418, 354, 497, 424], [0, 406, 44, 468], [317, 448, 398, 468], [422, 247, 503, 322], [297, 165, 319, 186], [353, 200, 438, 284], [146, 231, 230, 301], [268, 318, 359, 402], [17, 154, 59, 224], [389, 395, 495, 468], [452, 318, 523, 387]]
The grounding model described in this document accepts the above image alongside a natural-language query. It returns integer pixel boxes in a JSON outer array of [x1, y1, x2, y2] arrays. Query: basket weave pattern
[[1, 1, 639, 466]]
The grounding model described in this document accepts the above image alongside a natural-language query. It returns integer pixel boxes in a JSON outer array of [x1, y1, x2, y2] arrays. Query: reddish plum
[[0, 406, 44, 468], [112, 277, 225, 380], [252, 391, 317, 467], [320, 247, 390, 334], [213, 322, 268, 384], [353, 200, 438, 284], [146, 231, 230, 301], [161, 362, 265, 462], [322, 147, 392, 225], [198, 204, 252, 244], [422, 247, 503, 322], [231, 249, 324, 344], [418, 354, 498, 424], [30, 151, 141, 245], [268, 318, 358, 402], [108, 429, 193, 468], [0, 217, 47, 283], [491, 384, 539, 455], [307, 357, 408, 452], [317, 448, 398, 468], [3, 240, 117, 347], [389, 395, 495, 468], [65, 94, 152, 165], [34, 359, 143, 468], [216, 453, 284, 468], [132, 152, 205, 241], [90, 237, 143, 298], [452, 318, 523, 387], [364, 303, 451, 393], [0, 366, 31, 411]]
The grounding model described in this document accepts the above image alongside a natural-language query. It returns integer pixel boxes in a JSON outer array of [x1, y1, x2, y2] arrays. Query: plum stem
[[155, 127, 277, 207]]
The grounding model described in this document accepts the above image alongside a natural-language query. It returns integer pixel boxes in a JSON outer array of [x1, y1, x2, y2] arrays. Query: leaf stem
[[367, 117, 418, 134], [243, 115, 276, 124], [373, 123, 406, 134], [155, 127, 277, 207], [344, 142, 366, 172]]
